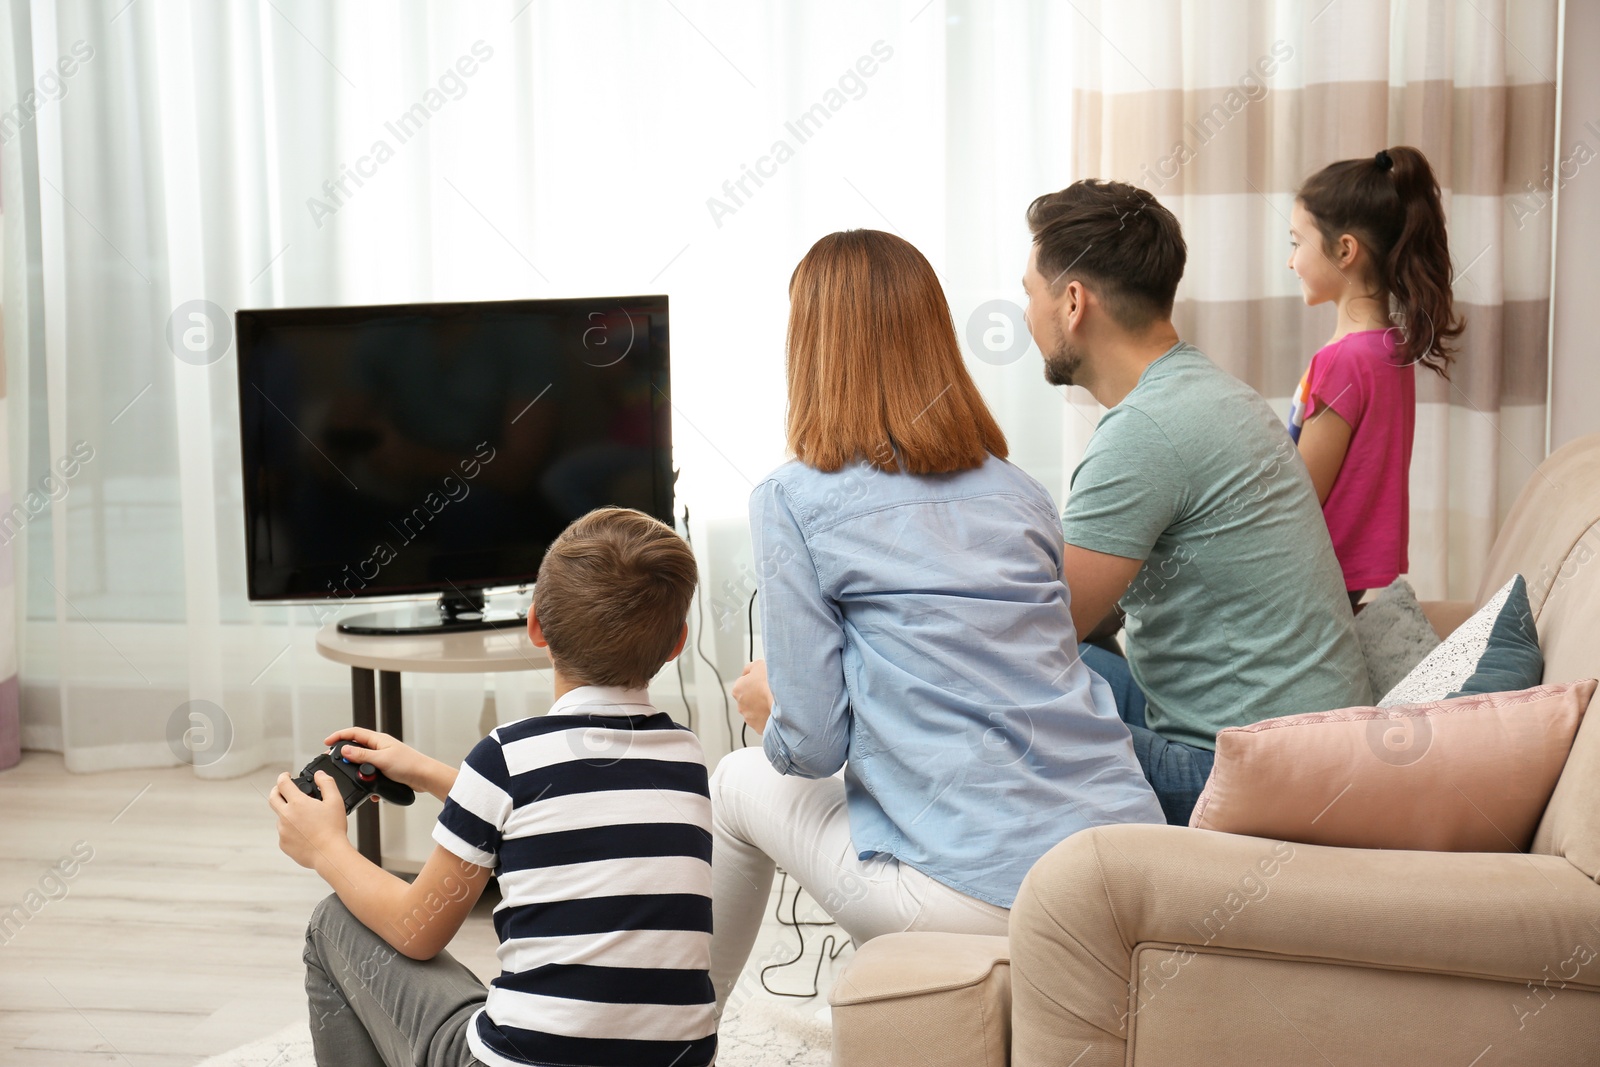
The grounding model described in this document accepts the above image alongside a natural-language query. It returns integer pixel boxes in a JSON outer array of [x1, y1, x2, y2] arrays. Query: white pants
[[708, 747, 1010, 1011]]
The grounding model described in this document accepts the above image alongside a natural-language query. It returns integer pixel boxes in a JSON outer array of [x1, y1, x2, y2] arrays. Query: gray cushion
[[1354, 579, 1441, 700]]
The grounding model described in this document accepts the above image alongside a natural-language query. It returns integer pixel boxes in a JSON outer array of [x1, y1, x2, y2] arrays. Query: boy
[[270, 507, 716, 1067]]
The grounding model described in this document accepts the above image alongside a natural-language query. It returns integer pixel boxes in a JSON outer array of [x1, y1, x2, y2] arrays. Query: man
[[1020, 179, 1371, 824]]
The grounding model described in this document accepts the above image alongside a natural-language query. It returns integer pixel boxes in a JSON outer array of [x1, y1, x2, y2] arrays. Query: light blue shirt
[[751, 454, 1163, 908]]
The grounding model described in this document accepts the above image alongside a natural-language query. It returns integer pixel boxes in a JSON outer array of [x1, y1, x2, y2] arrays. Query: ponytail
[[1297, 145, 1462, 376], [1383, 147, 1462, 375]]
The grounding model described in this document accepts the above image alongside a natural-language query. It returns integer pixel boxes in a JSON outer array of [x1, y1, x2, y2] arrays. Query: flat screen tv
[[236, 295, 673, 634]]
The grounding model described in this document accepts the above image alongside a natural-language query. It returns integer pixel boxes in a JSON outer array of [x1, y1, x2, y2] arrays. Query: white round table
[[314, 623, 552, 865]]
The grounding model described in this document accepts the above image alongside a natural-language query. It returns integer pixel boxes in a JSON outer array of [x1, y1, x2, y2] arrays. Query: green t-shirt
[[1062, 342, 1371, 749]]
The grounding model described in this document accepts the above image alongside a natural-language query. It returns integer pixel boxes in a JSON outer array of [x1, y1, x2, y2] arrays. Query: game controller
[[293, 742, 416, 813]]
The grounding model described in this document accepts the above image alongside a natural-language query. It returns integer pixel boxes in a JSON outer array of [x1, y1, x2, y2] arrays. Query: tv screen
[[236, 295, 672, 605]]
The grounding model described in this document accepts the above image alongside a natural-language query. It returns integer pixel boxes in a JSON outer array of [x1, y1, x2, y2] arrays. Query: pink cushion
[[1189, 680, 1596, 851]]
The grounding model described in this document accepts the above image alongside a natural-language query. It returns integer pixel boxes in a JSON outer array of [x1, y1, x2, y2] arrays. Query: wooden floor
[[0, 751, 502, 1066]]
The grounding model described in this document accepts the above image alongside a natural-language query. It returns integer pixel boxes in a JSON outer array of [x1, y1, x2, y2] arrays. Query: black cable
[[759, 870, 846, 998], [676, 653, 692, 732], [747, 588, 758, 661], [741, 588, 759, 748], [681, 508, 735, 748]]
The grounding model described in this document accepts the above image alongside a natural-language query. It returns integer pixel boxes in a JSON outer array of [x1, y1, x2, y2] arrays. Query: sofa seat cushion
[[1124, 947, 1600, 1066], [1009, 824, 1600, 1067], [830, 932, 1010, 1067]]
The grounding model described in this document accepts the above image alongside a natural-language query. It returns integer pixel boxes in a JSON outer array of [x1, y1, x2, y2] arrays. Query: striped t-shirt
[[432, 685, 717, 1067]]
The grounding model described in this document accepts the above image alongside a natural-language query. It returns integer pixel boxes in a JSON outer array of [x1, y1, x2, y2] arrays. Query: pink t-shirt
[[1288, 330, 1415, 591]]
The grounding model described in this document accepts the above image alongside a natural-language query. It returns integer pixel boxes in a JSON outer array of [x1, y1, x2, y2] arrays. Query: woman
[[710, 229, 1162, 1009]]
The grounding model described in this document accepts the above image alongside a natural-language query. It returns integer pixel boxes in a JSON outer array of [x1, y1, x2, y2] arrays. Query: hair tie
[[1374, 149, 1394, 172]]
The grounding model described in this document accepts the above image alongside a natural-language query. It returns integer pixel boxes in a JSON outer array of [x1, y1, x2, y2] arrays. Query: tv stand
[[336, 589, 527, 636]]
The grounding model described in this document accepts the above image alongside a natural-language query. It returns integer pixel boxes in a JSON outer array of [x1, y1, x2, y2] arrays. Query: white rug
[[203, 881, 843, 1066], [194, 995, 831, 1067]]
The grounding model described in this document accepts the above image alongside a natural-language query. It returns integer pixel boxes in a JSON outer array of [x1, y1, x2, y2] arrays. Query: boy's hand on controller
[[269, 770, 348, 869], [324, 728, 456, 801]]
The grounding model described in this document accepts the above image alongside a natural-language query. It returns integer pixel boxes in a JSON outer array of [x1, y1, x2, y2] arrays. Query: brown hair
[[1297, 146, 1461, 376], [1026, 180, 1187, 330], [785, 229, 1008, 475], [533, 507, 697, 689]]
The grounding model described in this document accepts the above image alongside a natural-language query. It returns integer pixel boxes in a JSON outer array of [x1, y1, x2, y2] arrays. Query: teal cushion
[[1378, 575, 1544, 706], [1448, 574, 1543, 697]]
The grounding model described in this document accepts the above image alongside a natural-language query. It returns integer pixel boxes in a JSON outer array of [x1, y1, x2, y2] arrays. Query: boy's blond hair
[[534, 508, 697, 689]]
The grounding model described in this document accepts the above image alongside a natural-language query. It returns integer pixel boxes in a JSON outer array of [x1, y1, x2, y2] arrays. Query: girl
[[1286, 146, 1461, 607]]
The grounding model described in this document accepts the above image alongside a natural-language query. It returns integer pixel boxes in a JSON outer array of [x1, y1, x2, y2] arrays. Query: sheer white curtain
[[1, 0, 1083, 830]]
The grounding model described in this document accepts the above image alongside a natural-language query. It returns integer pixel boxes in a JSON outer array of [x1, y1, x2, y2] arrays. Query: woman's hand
[[732, 660, 773, 735], [269, 771, 350, 870], [323, 728, 456, 801]]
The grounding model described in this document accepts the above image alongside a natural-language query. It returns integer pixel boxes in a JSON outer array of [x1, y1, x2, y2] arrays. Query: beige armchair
[[830, 433, 1600, 1066]]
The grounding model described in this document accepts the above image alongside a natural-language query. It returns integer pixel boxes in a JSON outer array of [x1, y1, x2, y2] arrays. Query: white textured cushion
[[1379, 576, 1536, 706]]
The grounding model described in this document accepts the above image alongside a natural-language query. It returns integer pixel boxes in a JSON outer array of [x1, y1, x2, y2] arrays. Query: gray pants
[[304, 894, 487, 1067]]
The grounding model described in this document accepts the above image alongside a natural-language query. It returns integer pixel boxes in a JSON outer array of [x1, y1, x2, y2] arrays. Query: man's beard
[[1042, 331, 1084, 387]]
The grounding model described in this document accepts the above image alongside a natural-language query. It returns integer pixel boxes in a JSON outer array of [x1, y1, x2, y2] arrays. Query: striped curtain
[[1068, 0, 1558, 600]]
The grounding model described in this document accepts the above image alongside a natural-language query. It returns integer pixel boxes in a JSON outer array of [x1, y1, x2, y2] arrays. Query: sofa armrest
[[1419, 598, 1476, 639], [830, 932, 1010, 1067], [1010, 824, 1600, 1067]]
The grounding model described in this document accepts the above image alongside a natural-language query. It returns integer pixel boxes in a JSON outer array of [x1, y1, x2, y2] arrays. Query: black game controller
[[293, 742, 416, 813]]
